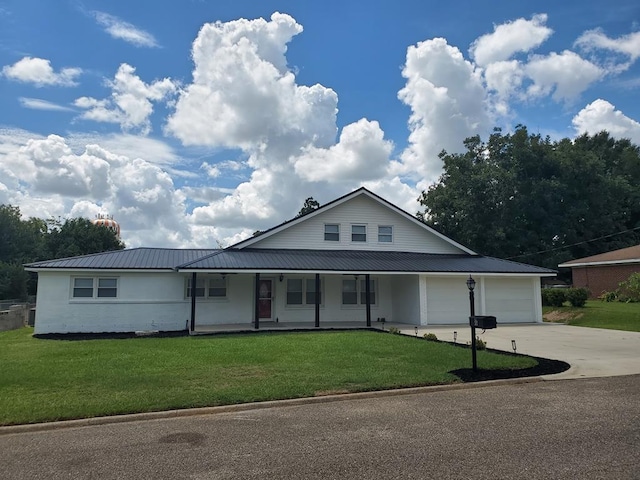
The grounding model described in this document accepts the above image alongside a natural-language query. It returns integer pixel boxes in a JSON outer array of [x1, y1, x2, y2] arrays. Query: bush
[[542, 288, 566, 307], [423, 333, 438, 341], [598, 291, 618, 302], [475, 337, 486, 350], [618, 273, 640, 303], [566, 287, 589, 307], [388, 327, 401, 334]]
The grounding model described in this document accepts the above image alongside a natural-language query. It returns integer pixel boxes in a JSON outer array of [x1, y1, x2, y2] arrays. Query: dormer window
[[351, 225, 366, 242], [324, 224, 340, 241]]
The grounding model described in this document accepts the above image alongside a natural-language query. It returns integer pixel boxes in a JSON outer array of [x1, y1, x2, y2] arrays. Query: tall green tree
[[45, 218, 125, 259], [297, 197, 320, 217], [418, 127, 640, 269]]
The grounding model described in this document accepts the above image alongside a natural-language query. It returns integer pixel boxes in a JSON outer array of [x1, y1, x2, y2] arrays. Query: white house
[[25, 188, 555, 334]]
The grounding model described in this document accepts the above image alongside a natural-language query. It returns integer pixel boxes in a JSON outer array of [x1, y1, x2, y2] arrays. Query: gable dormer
[[230, 188, 474, 255]]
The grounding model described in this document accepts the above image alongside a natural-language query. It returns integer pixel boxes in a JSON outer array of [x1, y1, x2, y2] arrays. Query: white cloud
[[293, 119, 392, 182], [74, 63, 177, 134], [2, 57, 82, 87], [575, 29, 640, 61], [524, 50, 604, 101], [92, 11, 159, 48], [19, 97, 75, 112], [572, 99, 640, 144], [397, 37, 490, 183], [469, 14, 553, 67]]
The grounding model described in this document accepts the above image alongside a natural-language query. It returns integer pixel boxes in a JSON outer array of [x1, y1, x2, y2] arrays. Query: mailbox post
[[466, 276, 477, 372], [466, 276, 498, 372]]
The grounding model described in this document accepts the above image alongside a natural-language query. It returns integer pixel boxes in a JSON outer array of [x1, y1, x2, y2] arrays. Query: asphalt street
[[1, 375, 638, 479]]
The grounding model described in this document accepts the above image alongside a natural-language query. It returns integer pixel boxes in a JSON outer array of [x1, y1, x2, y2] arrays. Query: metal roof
[[177, 248, 555, 275], [25, 247, 554, 275], [25, 248, 220, 270]]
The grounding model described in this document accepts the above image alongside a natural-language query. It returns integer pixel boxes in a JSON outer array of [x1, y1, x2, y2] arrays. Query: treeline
[[0, 205, 124, 300], [418, 127, 640, 271]]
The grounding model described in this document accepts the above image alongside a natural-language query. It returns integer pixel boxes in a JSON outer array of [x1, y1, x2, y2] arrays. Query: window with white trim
[[186, 276, 227, 299], [286, 277, 322, 305], [378, 225, 393, 243], [351, 224, 366, 242], [324, 224, 340, 241], [72, 277, 118, 298], [342, 278, 377, 305]]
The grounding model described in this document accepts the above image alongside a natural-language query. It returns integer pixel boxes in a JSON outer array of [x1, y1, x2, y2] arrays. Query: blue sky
[[1, 0, 639, 247]]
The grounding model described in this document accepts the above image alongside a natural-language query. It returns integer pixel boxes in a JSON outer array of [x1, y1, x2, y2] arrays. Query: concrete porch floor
[[193, 320, 417, 334]]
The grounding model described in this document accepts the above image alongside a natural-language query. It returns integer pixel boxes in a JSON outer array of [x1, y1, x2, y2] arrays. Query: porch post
[[190, 272, 197, 332], [315, 273, 320, 328], [254, 273, 260, 329], [365, 273, 371, 327]]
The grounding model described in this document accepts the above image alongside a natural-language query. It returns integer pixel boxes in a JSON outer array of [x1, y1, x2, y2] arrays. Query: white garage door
[[425, 277, 475, 325], [484, 278, 535, 323]]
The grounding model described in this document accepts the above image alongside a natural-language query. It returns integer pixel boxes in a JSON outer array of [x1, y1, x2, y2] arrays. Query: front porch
[[193, 319, 418, 334]]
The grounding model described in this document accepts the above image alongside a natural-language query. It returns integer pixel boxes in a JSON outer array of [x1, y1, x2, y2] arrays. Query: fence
[[0, 302, 35, 332]]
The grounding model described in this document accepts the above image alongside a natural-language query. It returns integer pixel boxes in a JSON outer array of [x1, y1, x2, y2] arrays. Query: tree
[[417, 127, 640, 269], [45, 218, 125, 259], [297, 197, 320, 217]]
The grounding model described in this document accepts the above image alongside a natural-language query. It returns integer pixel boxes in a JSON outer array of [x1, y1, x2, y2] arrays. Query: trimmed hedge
[[542, 287, 589, 308]]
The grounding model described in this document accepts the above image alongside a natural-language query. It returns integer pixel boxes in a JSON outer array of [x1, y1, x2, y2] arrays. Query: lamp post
[[466, 275, 477, 372]]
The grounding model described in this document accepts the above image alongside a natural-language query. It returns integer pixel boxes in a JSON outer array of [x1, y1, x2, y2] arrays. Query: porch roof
[[177, 248, 555, 275]]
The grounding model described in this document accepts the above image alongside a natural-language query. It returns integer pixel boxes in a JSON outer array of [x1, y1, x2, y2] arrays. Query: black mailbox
[[469, 315, 497, 329]]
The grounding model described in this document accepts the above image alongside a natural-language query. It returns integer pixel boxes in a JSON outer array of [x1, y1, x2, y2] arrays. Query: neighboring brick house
[[558, 245, 640, 297]]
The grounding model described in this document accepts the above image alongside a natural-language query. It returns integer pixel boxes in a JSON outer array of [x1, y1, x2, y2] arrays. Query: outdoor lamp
[[279, 273, 284, 282], [414, 326, 418, 337], [512, 340, 517, 353], [466, 275, 476, 291]]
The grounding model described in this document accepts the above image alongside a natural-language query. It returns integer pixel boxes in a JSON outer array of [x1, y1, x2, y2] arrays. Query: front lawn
[[543, 300, 640, 332], [0, 328, 538, 426]]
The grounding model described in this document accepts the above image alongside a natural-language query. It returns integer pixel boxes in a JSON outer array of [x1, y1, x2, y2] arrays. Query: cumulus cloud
[[397, 38, 490, 182], [575, 29, 640, 61], [293, 119, 393, 182], [74, 63, 177, 134], [572, 99, 640, 144], [92, 11, 159, 48], [2, 57, 82, 87], [524, 51, 604, 101], [469, 14, 553, 66]]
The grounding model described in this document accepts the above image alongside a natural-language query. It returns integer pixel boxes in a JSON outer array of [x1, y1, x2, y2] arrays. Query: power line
[[506, 226, 640, 260]]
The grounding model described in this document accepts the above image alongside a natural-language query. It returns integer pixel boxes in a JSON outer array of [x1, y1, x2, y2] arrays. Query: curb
[[0, 376, 544, 435]]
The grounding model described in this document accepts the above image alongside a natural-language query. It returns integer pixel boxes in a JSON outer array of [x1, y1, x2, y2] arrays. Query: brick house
[[558, 244, 640, 297]]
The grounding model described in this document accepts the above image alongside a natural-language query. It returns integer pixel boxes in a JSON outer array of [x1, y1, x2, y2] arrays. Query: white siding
[[192, 274, 254, 326], [391, 275, 421, 325], [484, 277, 538, 323], [34, 271, 189, 334], [251, 195, 464, 254]]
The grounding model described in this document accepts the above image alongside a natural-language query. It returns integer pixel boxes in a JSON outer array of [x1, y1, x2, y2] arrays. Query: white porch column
[[419, 275, 428, 325], [479, 276, 486, 315], [533, 276, 543, 323]]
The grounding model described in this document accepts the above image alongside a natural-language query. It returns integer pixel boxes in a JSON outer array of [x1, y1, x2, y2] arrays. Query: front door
[[258, 279, 273, 319]]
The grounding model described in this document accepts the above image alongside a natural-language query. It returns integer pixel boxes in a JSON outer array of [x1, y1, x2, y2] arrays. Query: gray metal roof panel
[[25, 248, 220, 270], [178, 248, 555, 274]]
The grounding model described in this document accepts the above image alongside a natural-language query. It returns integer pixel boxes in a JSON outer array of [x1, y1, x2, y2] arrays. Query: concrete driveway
[[404, 323, 640, 379]]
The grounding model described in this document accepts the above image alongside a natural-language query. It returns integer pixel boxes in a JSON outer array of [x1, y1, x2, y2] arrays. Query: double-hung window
[[342, 278, 376, 305], [187, 276, 227, 299], [378, 226, 393, 243], [72, 277, 118, 298], [324, 224, 340, 241], [286, 278, 322, 305], [208, 278, 227, 298], [351, 225, 366, 242]]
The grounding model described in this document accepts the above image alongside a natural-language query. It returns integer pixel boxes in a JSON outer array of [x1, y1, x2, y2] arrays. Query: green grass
[[543, 300, 640, 332], [0, 328, 537, 426]]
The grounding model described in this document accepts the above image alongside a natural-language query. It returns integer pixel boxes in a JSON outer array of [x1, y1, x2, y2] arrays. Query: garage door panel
[[485, 278, 535, 323]]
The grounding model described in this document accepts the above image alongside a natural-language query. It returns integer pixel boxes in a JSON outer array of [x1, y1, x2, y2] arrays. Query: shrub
[[598, 291, 618, 302], [423, 333, 438, 341], [388, 327, 401, 334], [566, 287, 589, 307], [475, 337, 486, 350], [542, 288, 566, 307], [618, 273, 640, 303]]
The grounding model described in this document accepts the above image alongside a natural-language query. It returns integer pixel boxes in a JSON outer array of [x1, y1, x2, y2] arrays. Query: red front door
[[258, 279, 273, 319]]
